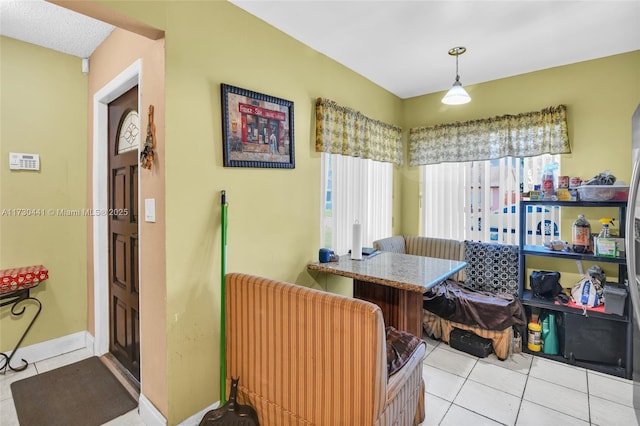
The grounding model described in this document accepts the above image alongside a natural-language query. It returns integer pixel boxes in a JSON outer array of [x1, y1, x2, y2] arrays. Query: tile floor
[[420, 335, 639, 426], [1, 338, 638, 426]]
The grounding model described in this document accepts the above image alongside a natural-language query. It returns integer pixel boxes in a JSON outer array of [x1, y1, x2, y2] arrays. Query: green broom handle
[[220, 190, 228, 404]]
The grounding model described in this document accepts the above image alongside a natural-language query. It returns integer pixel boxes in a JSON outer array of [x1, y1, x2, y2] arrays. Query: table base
[[354, 279, 423, 338], [0, 288, 42, 373]]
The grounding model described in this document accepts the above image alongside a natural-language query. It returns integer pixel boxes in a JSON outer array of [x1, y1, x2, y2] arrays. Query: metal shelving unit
[[518, 200, 633, 379]]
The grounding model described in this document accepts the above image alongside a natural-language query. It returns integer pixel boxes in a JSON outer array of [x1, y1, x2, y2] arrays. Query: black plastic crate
[[557, 312, 626, 366]]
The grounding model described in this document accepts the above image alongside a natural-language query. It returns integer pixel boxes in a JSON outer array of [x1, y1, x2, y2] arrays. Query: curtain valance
[[315, 98, 403, 165], [409, 105, 570, 166]]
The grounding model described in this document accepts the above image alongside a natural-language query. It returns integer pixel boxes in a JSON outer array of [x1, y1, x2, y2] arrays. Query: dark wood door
[[108, 86, 140, 380]]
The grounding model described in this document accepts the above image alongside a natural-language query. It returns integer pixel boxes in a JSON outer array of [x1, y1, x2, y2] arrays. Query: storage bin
[[577, 185, 629, 201], [604, 283, 627, 316], [557, 312, 626, 366]]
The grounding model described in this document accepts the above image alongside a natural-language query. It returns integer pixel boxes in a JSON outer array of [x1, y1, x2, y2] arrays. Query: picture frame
[[221, 83, 295, 168]]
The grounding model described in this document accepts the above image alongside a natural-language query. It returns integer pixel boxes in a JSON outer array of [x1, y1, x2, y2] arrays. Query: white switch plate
[[144, 198, 156, 222]]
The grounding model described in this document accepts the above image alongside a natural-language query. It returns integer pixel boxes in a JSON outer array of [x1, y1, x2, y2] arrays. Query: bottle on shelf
[[527, 321, 542, 352], [597, 217, 615, 238], [541, 312, 559, 355], [572, 214, 591, 253]]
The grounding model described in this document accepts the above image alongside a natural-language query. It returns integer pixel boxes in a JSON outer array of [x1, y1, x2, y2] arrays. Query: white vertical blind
[[422, 154, 560, 244], [321, 153, 392, 254]]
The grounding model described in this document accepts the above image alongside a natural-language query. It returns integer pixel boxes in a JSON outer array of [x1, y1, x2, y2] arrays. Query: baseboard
[[140, 393, 168, 426], [6, 331, 91, 364], [177, 400, 220, 426], [85, 331, 95, 353]]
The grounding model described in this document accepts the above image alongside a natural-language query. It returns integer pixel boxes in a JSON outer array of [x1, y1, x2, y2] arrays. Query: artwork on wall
[[221, 84, 295, 169]]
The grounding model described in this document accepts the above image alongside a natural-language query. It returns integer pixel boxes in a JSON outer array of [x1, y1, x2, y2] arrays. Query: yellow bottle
[[527, 322, 542, 352]]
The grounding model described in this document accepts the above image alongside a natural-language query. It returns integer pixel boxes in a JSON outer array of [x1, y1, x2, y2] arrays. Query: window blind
[[322, 153, 392, 254], [422, 154, 560, 244]]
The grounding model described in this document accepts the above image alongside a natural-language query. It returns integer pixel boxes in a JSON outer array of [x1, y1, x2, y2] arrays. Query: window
[[321, 153, 392, 254], [421, 154, 560, 244]]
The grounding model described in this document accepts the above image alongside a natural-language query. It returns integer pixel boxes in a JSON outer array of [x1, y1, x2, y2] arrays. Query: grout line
[[513, 370, 531, 426]]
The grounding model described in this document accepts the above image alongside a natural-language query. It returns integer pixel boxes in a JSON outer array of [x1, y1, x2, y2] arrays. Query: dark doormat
[[10, 356, 137, 426]]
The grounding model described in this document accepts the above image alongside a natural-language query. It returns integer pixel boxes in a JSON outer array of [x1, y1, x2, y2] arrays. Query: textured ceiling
[[0, 0, 114, 58]]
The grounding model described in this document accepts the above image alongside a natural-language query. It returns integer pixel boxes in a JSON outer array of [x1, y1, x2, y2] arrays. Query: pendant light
[[442, 46, 471, 105]]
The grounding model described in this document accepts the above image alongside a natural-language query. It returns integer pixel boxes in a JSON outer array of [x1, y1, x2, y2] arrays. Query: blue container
[[319, 248, 331, 263]]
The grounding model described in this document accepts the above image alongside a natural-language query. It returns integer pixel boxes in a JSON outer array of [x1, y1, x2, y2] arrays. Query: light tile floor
[[420, 335, 640, 426], [1, 338, 638, 426]]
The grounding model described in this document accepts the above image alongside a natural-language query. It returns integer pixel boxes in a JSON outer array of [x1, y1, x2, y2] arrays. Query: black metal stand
[[0, 288, 42, 373]]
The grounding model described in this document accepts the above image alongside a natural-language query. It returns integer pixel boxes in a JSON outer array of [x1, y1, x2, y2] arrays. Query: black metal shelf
[[521, 290, 629, 322], [521, 200, 627, 208], [518, 199, 632, 380], [521, 245, 626, 264]]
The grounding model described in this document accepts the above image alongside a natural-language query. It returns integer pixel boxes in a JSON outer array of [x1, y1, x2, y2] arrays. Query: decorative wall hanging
[[140, 105, 156, 170], [221, 84, 295, 169]]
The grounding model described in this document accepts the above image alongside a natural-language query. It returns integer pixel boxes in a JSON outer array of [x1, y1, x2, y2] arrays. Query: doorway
[[107, 85, 140, 380], [92, 60, 141, 380]]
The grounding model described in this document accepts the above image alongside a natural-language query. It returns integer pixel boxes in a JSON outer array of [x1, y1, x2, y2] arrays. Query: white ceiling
[[231, 0, 640, 98], [1, 1, 638, 99]]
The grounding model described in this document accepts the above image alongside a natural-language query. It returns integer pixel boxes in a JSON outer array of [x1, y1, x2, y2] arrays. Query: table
[[0, 265, 49, 373], [308, 252, 466, 337]]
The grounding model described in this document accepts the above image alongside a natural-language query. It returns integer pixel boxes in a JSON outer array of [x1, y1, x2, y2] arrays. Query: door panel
[[108, 85, 140, 380]]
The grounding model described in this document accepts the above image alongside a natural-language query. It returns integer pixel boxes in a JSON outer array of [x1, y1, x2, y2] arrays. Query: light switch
[[145, 198, 156, 222]]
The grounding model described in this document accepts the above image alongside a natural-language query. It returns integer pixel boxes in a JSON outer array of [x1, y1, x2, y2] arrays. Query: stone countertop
[[308, 252, 466, 293]]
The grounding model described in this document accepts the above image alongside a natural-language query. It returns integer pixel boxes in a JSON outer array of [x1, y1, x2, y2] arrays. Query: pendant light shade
[[442, 47, 471, 105]]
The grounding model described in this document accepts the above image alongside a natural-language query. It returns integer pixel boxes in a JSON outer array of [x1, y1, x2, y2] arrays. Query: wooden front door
[[108, 86, 140, 380]]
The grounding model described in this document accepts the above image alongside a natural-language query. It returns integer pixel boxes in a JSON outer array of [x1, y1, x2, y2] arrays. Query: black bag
[[449, 328, 493, 358], [530, 270, 562, 300]]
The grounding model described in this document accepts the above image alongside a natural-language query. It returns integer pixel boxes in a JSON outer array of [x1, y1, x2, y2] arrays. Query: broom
[[199, 190, 259, 425], [220, 190, 228, 404]]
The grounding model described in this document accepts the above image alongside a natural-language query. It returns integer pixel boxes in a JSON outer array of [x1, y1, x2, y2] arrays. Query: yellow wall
[[0, 37, 88, 350], [162, 3, 403, 423]]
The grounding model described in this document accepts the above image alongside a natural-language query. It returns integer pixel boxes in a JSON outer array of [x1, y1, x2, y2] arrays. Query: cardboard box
[[594, 237, 624, 257]]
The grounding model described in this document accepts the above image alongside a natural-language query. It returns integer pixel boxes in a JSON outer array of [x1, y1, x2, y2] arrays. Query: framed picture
[[221, 83, 295, 168]]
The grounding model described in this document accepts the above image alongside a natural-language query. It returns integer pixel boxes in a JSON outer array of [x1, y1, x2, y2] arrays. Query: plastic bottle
[[541, 164, 557, 200], [541, 313, 559, 355], [572, 214, 591, 253], [527, 322, 542, 352], [598, 218, 614, 238]]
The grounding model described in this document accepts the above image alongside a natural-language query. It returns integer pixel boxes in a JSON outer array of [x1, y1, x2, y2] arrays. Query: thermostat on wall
[[9, 152, 40, 171]]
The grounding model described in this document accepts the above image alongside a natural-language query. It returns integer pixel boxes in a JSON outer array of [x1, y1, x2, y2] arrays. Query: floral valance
[[409, 105, 571, 166], [315, 98, 403, 165]]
